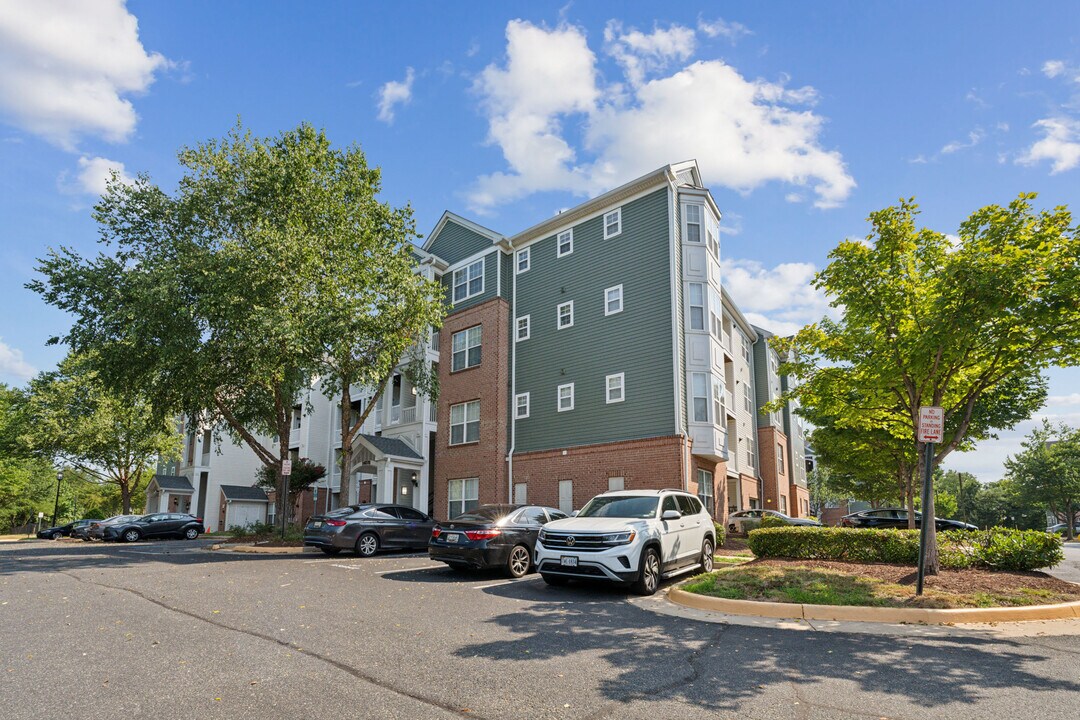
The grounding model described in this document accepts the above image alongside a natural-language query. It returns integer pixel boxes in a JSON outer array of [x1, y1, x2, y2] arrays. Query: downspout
[[507, 246, 517, 503]]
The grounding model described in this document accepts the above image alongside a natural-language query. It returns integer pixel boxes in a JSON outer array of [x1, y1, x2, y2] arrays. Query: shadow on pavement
[[0, 539, 289, 576]]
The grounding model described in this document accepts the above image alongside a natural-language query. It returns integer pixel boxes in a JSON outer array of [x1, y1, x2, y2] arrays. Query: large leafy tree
[[255, 458, 327, 521], [0, 384, 56, 531], [19, 354, 181, 514], [779, 195, 1079, 571], [1006, 421, 1080, 540]]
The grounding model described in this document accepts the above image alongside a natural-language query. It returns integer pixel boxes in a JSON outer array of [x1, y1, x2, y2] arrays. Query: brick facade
[[789, 483, 811, 519], [757, 426, 791, 515], [433, 298, 512, 520], [689, 455, 727, 522]]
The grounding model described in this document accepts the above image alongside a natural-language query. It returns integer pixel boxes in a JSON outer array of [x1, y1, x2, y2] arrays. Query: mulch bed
[[718, 535, 753, 556], [748, 558, 1080, 598]]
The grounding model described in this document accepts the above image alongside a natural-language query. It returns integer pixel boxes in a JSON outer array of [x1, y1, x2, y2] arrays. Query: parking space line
[[330, 564, 363, 571], [375, 565, 443, 575], [471, 576, 542, 590]]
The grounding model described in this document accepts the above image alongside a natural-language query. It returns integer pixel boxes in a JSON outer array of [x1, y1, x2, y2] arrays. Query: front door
[[357, 478, 373, 504], [393, 468, 416, 508]]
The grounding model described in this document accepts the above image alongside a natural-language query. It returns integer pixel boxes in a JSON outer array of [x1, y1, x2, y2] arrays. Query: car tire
[[320, 547, 342, 556], [541, 573, 569, 586], [355, 532, 379, 557], [122, 529, 141, 543], [700, 538, 714, 573], [184, 527, 199, 540], [506, 545, 531, 578], [51, 531, 63, 540], [632, 547, 661, 596], [728, 524, 736, 534]]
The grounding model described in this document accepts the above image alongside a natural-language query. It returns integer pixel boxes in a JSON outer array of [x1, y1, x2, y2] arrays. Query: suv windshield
[[577, 496, 658, 519]]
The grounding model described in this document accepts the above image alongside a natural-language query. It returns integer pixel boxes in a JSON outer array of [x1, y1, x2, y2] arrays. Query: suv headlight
[[538, 528, 547, 542], [600, 530, 636, 545]]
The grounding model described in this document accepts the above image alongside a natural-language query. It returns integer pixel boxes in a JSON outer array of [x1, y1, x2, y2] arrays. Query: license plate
[[560, 556, 578, 567], [446, 533, 459, 543], [313, 521, 322, 528]]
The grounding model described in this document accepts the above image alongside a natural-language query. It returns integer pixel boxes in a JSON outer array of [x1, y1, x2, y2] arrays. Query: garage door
[[227, 502, 267, 530]]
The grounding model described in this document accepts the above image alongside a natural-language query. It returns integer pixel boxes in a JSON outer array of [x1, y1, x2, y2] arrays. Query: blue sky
[[1, 1, 1078, 481]]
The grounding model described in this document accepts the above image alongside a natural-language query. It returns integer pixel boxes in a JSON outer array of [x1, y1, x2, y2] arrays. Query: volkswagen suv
[[533, 489, 716, 595]]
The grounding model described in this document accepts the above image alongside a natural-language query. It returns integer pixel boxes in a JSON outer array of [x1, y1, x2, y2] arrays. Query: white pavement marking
[[472, 576, 542, 590], [331, 564, 363, 571], [375, 565, 443, 575]]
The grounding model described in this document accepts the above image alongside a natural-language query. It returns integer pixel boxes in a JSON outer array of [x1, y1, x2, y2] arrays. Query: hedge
[[746, 526, 1063, 572], [712, 521, 726, 548]]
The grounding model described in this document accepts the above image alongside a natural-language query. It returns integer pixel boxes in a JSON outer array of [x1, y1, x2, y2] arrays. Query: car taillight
[[431, 527, 442, 538], [194, 517, 203, 524], [325, 519, 347, 527], [464, 529, 501, 541]]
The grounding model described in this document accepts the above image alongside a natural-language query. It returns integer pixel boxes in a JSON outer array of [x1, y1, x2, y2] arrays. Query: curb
[[668, 587, 1080, 624], [209, 543, 309, 555]]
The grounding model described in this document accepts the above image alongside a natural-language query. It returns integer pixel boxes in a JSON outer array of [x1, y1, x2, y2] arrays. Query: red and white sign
[[918, 406, 944, 443], [281, 460, 292, 476]]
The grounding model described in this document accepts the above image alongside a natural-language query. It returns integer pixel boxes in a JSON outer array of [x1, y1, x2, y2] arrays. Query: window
[[520, 506, 547, 525], [448, 478, 479, 518], [557, 383, 574, 412], [516, 247, 530, 274], [557, 229, 573, 257], [452, 258, 484, 303], [608, 477, 625, 492], [397, 507, 428, 521], [684, 204, 702, 243], [605, 284, 623, 315], [606, 373, 625, 404], [451, 325, 481, 371], [707, 228, 719, 260], [712, 378, 723, 422], [557, 301, 574, 329], [747, 438, 756, 468], [514, 482, 527, 504], [291, 405, 302, 430], [688, 283, 705, 330], [743, 384, 753, 412], [697, 470, 714, 515], [559, 479, 574, 514], [516, 315, 530, 341], [515, 392, 530, 419], [691, 373, 709, 423], [708, 286, 723, 338], [777, 444, 786, 474], [780, 495, 788, 514], [604, 208, 622, 239], [449, 400, 480, 445], [742, 336, 752, 363]]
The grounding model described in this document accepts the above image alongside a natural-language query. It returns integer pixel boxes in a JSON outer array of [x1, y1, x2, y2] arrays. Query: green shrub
[[747, 526, 1063, 571], [712, 521, 726, 548], [760, 514, 790, 529]]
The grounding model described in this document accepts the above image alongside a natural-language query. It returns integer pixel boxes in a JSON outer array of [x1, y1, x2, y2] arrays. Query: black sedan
[[429, 504, 568, 577], [101, 513, 205, 542], [88, 515, 143, 540], [36, 519, 101, 540], [841, 508, 977, 530], [304, 504, 436, 556], [70, 519, 102, 541]]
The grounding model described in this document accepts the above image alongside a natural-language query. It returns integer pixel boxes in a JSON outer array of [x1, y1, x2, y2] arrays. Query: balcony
[[429, 330, 440, 353], [725, 390, 735, 417], [402, 406, 417, 424]]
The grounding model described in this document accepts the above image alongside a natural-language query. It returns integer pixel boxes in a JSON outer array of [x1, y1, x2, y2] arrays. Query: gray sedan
[[304, 504, 436, 557], [727, 509, 822, 534]]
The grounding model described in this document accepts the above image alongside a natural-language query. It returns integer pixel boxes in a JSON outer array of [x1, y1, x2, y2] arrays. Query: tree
[[19, 354, 181, 514], [778, 195, 1079, 572], [255, 458, 327, 523], [1006, 421, 1080, 540], [0, 385, 56, 531]]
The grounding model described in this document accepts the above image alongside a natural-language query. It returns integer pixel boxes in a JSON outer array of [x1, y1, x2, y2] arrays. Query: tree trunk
[[120, 480, 132, 514], [918, 442, 939, 575], [339, 385, 353, 508], [905, 477, 916, 530], [1068, 501, 1076, 542]]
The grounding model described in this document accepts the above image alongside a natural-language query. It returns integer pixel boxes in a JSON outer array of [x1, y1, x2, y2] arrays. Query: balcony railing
[[725, 391, 735, 415], [429, 330, 440, 353], [401, 406, 417, 424], [390, 405, 401, 424], [429, 401, 437, 422]]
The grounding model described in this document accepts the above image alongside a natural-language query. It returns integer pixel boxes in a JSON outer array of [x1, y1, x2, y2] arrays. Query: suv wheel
[[632, 547, 661, 596], [184, 527, 199, 540], [700, 538, 714, 573]]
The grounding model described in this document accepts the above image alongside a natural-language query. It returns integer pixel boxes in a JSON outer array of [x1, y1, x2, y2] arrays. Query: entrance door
[[393, 468, 415, 508], [357, 478, 373, 504], [197, 472, 208, 518]]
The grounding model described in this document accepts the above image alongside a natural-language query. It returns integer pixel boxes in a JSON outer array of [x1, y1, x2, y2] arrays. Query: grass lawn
[[683, 560, 1080, 609], [713, 555, 751, 565]]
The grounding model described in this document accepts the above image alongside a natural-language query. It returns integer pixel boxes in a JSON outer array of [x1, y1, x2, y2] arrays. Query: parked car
[[534, 489, 717, 596], [727, 509, 822, 534], [87, 515, 144, 540], [304, 504, 436, 556], [840, 508, 977, 531], [100, 513, 205, 542], [37, 518, 101, 540], [1047, 523, 1080, 537], [428, 504, 568, 577]]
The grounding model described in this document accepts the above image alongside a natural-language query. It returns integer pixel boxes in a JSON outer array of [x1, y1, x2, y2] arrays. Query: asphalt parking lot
[[3, 540, 1079, 720]]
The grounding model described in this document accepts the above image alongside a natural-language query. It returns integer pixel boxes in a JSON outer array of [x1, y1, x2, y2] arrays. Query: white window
[[708, 286, 723, 338], [557, 229, 573, 257], [451, 325, 481, 372], [557, 383, 575, 412], [605, 284, 623, 316], [448, 478, 479, 518], [604, 208, 622, 239], [516, 247, 530, 274], [608, 476, 625, 492], [742, 336, 752, 363], [707, 228, 719, 260], [606, 373, 625, 404], [780, 495, 788, 514], [452, 259, 484, 303], [688, 283, 704, 330], [747, 438, 756, 468], [557, 301, 574, 329], [777, 443, 786, 474], [449, 400, 480, 445], [516, 315, 530, 341], [684, 204, 702, 243], [712, 378, 723, 422], [691, 373, 709, 422], [515, 392, 530, 419], [559, 479, 574, 514], [743, 384, 753, 413], [514, 482, 527, 504], [697, 469, 714, 515]]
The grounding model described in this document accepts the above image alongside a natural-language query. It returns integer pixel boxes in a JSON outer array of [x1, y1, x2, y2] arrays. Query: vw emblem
[[566, 536, 576, 546]]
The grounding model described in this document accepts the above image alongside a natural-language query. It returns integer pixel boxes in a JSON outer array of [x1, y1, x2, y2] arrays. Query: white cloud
[[604, 21, 696, 88], [0, 339, 35, 382], [74, 155, 132, 195], [941, 128, 985, 154], [1043, 60, 1066, 79], [376, 67, 415, 124], [469, 21, 854, 213], [1047, 393, 1080, 407], [697, 17, 751, 42], [1017, 117, 1080, 173], [0, 0, 167, 149], [720, 258, 838, 337]]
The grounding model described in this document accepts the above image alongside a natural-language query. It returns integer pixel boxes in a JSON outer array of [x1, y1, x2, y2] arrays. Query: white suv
[[534, 489, 716, 595]]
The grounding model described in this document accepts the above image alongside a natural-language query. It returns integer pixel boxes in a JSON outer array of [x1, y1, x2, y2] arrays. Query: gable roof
[[151, 475, 194, 492], [220, 485, 270, 502], [357, 433, 423, 460], [422, 211, 504, 264]]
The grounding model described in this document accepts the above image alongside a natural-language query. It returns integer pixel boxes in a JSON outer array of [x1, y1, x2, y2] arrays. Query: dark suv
[[102, 513, 205, 542]]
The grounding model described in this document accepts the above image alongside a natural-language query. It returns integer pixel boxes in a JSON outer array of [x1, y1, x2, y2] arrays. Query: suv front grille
[[541, 533, 619, 552], [539, 561, 606, 577]]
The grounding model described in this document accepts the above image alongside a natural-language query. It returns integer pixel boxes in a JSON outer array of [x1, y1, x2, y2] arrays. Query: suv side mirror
[[571, 510, 579, 517], [662, 510, 682, 521]]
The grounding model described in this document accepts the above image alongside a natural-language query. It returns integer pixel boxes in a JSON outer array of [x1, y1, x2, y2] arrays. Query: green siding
[[673, 193, 687, 433], [441, 251, 500, 315], [500, 251, 512, 301], [514, 188, 675, 452], [427, 220, 495, 265]]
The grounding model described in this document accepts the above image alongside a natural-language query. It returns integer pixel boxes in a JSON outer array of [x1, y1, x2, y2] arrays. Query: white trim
[[682, 201, 704, 243], [516, 247, 530, 274], [516, 315, 530, 341], [604, 284, 623, 316], [450, 325, 482, 371], [668, 186, 681, 436], [451, 258, 485, 304], [556, 229, 574, 257], [423, 212, 503, 252], [443, 245, 498, 275], [449, 400, 480, 445], [557, 301, 574, 329], [515, 392, 530, 419], [605, 372, 625, 404], [557, 383, 575, 412], [604, 208, 622, 239], [496, 251, 502, 298]]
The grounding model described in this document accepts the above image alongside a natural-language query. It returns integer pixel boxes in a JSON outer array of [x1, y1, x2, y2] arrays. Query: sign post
[[916, 406, 943, 595], [280, 459, 292, 539]]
